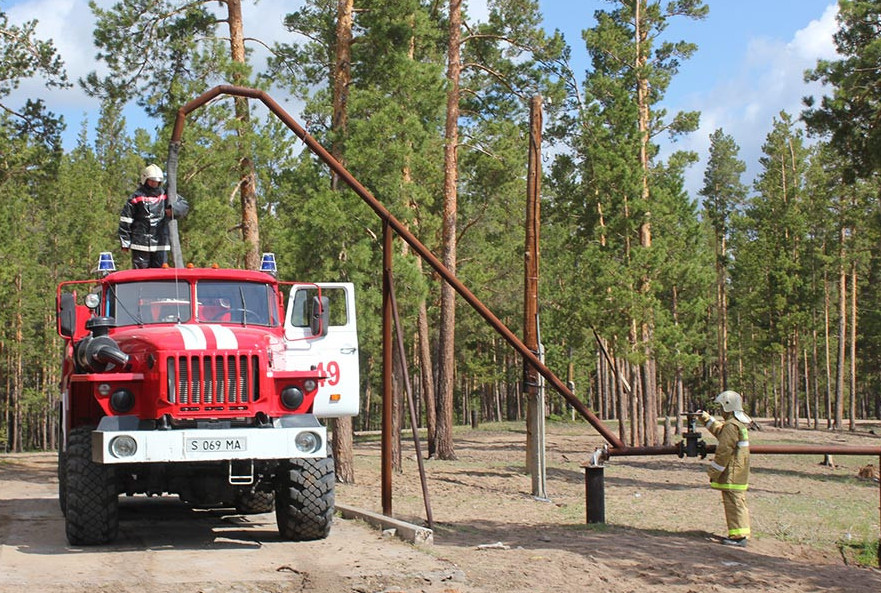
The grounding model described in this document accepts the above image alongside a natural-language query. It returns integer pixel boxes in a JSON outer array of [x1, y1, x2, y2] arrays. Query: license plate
[[186, 437, 247, 453]]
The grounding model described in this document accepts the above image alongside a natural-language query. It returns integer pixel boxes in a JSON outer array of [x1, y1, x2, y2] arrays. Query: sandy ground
[[2, 419, 880, 592]]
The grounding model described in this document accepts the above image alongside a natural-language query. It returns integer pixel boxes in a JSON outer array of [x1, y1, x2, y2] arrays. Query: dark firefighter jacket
[[119, 185, 189, 252], [705, 414, 750, 491]]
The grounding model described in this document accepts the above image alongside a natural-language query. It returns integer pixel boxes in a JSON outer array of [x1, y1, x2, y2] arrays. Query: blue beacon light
[[97, 252, 116, 275], [260, 252, 277, 276]]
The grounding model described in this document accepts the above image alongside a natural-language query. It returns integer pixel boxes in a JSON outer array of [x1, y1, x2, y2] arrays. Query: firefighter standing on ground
[[698, 390, 752, 547], [118, 164, 188, 269]]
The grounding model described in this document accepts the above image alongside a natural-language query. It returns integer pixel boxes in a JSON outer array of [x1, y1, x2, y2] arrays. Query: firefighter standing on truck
[[697, 390, 752, 547], [118, 164, 188, 269]]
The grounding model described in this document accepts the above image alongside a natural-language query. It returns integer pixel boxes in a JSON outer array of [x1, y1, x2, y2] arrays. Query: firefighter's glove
[[698, 411, 712, 425]]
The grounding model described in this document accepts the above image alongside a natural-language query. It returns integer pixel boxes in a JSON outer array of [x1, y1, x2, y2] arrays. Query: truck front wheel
[[275, 456, 334, 541], [64, 426, 119, 545]]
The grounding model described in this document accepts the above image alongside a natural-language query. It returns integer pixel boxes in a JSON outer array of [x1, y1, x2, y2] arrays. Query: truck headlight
[[109, 435, 137, 458], [281, 386, 304, 410], [110, 388, 135, 413], [295, 431, 321, 453]]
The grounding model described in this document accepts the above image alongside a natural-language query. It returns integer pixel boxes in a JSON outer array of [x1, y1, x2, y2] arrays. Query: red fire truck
[[55, 253, 359, 545]]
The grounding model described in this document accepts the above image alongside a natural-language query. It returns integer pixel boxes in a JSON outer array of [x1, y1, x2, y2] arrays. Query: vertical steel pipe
[[584, 465, 605, 524], [381, 222, 393, 515]]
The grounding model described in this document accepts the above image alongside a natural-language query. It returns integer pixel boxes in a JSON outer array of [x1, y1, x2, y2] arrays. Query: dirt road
[[0, 453, 461, 593], [3, 422, 881, 593]]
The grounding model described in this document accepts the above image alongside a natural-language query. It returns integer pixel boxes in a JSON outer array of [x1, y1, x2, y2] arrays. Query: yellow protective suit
[[704, 413, 750, 540]]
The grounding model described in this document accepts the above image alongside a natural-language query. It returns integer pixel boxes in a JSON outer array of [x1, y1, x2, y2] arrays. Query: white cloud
[[790, 4, 839, 61], [4, 0, 308, 145], [669, 3, 839, 197], [6, 0, 103, 112]]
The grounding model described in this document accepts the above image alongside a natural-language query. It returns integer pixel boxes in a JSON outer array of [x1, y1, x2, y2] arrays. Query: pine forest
[[2, 1, 880, 455]]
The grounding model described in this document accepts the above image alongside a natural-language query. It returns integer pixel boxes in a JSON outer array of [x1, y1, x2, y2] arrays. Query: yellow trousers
[[721, 490, 750, 538]]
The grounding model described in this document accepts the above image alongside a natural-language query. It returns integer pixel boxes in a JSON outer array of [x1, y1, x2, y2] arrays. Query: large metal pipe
[[606, 444, 881, 457], [168, 85, 624, 450]]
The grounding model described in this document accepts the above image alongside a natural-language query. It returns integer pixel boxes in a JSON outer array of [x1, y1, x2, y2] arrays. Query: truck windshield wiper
[[239, 285, 248, 326]]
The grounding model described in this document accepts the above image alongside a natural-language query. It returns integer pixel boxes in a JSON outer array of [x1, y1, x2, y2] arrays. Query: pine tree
[[803, 0, 881, 181], [699, 129, 747, 390], [732, 112, 811, 427], [548, 0, 707, 445], [0, 10, 68, 451]]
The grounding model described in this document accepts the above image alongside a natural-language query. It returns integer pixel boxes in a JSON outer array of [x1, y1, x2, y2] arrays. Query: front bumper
[[91, 415, 327, 464]]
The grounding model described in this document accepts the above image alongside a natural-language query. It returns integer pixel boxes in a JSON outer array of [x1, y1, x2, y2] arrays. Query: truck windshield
[[196, 281, 277, 326], [110, 281, 193, 325]]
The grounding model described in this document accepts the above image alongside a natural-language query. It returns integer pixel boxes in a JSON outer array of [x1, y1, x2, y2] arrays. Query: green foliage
[[5, 0, 881, 450], [733, 112, 812, 351], [803, 0, 881, 180]]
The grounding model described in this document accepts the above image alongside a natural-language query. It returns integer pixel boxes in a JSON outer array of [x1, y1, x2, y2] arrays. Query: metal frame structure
[[167, 86, 880, 563]]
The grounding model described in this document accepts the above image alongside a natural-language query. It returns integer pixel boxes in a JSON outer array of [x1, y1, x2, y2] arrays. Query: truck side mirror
[[58, 292, 77, 338], [310, 295, 330, 337]]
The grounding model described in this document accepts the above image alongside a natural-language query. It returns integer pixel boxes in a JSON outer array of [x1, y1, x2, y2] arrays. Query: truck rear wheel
[[275, 456, 334, 541], [64, 427, 119, 545]]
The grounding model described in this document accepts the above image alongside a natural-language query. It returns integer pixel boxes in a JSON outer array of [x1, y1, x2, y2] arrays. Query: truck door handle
[[340, 347, 356, 354]]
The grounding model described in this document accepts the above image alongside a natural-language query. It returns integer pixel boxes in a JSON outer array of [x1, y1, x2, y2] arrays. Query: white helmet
[[714, 390, 743, 413], [140, 164, 164, 185], [715, 390, 752, 424]]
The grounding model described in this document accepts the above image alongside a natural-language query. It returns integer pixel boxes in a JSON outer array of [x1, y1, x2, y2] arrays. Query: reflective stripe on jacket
[[706, 415, 750, 491]]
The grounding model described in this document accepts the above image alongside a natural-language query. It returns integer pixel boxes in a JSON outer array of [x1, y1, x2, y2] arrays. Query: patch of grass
[[753, 490, 878, 548], [837, 538, 879, 567]]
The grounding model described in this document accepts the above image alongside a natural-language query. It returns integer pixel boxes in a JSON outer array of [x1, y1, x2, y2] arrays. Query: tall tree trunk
[[363, 356, 374, 432], [811, 329, 820, 429], [671, 285, 683, 434], [417, 300, 436, 455], [824, 269, 833, 428], [803, 348, 812, 428], [849, 260, 857, 430], [788, 336, 798, 428], [629, 360, 639, 446], [435, 0, 462, 461], [226, 0, 260, 269], [402, 14, 436, 459], [327, 0, 356, 483], [615, 354, 627, 444], [2, 345, 9, 453], [835, 228, 846, 430], [331, 0, 353, 191], [717, 231, 729, 388], [13, 272, 23, 452], [634, 0, 657, 446]]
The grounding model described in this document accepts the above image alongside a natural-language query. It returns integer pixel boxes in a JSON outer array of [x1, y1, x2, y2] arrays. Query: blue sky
[[4, 0, 840, 196]]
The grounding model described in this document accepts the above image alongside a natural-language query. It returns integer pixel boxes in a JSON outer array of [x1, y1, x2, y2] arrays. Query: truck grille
[[166, 354, 260, 407]]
